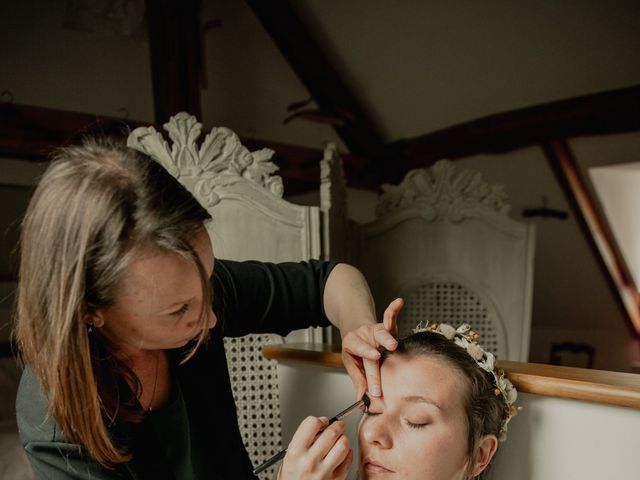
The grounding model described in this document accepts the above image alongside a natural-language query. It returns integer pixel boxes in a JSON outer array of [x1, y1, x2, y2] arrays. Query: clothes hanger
[[521, 195, 568, 220]]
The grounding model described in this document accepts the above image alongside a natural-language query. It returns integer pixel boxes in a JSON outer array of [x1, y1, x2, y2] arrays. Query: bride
[[276, 322, 518, 479], [356, 322, 518, 480]]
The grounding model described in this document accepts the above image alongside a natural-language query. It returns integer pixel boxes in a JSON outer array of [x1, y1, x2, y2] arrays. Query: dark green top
[[16, 259, 336, 479]]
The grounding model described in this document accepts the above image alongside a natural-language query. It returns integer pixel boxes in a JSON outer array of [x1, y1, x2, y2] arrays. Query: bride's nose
[[360, 415, 393, 449]]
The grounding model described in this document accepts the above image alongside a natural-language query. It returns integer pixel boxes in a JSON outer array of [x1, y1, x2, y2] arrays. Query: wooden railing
[[263, 343, 640, 409]]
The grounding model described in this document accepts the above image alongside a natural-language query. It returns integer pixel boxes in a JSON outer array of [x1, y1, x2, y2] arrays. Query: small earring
[[87, 324, 93, 333]]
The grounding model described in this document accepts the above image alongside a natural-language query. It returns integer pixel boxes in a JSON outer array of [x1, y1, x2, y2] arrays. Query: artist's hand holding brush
[[277, 416, 352, 480]]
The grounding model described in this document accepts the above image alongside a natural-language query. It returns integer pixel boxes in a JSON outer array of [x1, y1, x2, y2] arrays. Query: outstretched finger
[[374, 324, 398, 352], [383, 298, 403, 338]]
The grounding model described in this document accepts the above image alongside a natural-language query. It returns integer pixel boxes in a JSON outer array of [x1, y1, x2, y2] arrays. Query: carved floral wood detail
[[126, 112, 284, 207], [320, 143, 347, 214], [320, 143, 351, 262], [376, 159, 509, 222]]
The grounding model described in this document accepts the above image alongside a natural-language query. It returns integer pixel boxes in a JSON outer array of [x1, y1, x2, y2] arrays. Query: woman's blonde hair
[[15, 138, 212, 467]]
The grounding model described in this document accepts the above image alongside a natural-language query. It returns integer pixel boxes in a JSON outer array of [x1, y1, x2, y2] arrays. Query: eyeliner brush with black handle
[[252, 393, 371, 475]]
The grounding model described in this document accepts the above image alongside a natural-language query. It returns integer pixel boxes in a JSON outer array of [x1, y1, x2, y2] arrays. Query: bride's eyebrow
[[401, 395, 442, 411]]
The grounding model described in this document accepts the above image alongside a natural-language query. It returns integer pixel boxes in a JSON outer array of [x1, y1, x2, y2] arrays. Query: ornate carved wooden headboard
[[355, 160, 535, 361]]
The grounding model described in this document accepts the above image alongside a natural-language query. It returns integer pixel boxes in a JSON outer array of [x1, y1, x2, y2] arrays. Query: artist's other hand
[[341, 298, 403, 400], [278, 417, 352, 480]]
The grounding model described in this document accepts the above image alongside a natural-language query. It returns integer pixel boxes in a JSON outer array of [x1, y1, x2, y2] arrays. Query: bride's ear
[[469, 434, 498, 477]]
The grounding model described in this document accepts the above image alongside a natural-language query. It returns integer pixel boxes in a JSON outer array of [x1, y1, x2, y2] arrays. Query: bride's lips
[[364, 459, 395, 474]]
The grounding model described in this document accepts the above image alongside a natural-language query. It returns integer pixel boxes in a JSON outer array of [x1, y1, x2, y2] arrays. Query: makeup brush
[[252, 393, 371, 475]]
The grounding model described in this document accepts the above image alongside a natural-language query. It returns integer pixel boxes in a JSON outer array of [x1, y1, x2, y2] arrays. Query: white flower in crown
[[480, 351, 496, 372], [438, 323, 457, 339], [496, 375, 508, 391], [456, 324, 471, 335], [466, 343, 484, 361], [500, 377, 517, 404], [412, 321, 430, 334]]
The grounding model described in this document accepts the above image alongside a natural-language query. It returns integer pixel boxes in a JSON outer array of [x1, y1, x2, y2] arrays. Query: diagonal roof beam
[[391, 84, 640, 170], [245, 0, 387, 160], [543, 140, 640, 335]]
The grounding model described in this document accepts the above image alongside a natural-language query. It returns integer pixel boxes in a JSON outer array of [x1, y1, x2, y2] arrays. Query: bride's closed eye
[[364, 408, 430, 430], [405, 419, 429, 429]]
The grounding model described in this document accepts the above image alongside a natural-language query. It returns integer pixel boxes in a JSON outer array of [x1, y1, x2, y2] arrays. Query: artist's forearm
[[323, 263, 377, 334]]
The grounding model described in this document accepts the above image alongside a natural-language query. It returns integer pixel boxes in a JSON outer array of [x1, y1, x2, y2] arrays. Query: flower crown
[[413, 321, 520, 441]]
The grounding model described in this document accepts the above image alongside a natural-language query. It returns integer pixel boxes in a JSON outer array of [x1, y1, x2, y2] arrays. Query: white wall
[[590, 162, 640, 286], [491, 392, 640, 480], [0, 0, 154, 122]]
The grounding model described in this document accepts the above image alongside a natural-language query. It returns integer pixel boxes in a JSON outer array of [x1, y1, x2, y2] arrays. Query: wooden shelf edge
[[262, 343, 640, 409]]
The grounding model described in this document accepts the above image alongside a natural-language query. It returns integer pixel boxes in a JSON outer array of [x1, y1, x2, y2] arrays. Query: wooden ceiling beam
[[245, 0, 386, 160], [145, 0, 203, 124], [0, 103, 374, 191], [0, 103, 139, 159], [242, 138, 376, 192], [392, 84, 640, 169], [5, 83, 640, 193]]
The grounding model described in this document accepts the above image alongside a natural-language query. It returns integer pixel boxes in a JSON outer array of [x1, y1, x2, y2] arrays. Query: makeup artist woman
[[14, 139, 400, 480]]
